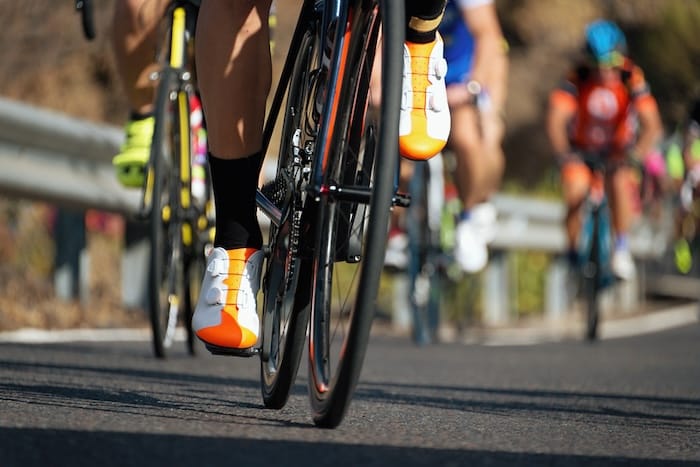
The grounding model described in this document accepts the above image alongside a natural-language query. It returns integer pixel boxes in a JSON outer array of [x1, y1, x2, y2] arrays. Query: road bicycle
[[249, 0, 403, 427], [77, 0, 212, 358], [145, 0, 214, 359]]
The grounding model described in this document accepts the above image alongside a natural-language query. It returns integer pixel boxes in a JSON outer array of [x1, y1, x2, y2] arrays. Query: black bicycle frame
[[257, 0, 363, 227]]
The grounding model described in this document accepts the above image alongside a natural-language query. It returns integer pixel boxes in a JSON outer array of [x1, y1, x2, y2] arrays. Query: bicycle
[[249, 0, 403, 427], [574, 152, 639, 341], [77, 0, 213, 359]]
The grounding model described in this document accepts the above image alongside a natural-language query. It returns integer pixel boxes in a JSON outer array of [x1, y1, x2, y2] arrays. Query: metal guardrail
[[0, 97, 139, 214], [1, 97, 693, 321], [0, 96, 665, 258]]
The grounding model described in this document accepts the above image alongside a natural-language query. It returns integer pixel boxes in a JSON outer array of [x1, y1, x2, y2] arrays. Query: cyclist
[[547, 19, 662, 281], [681, 98, 700, 186], [190, 1, 452, 352], [671, 96, 700, 272], [441, 0, 508, 273], [384, 0, 508, 274]]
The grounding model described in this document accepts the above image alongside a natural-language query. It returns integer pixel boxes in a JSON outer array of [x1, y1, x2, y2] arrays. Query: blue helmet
[[584, 19, 627, 66]]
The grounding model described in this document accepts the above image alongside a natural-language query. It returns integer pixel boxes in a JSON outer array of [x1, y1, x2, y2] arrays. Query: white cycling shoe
[[611, 249, 636, 281], [192, 247, 263, 353]]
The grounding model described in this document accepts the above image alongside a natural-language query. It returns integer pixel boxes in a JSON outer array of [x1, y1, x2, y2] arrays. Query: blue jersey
[[439, 0, 476, 85]]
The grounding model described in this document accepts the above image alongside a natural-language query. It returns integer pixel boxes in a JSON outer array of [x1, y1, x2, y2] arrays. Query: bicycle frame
[[257, 0, 369, 227]]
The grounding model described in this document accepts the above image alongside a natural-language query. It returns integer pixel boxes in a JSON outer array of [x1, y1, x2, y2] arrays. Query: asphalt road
[[1, 323, 699, 467]]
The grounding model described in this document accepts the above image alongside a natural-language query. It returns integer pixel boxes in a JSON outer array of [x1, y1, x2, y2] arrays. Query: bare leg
[[195, 0, 272, 159], [449, 105, 505, 210], [112, 0, 167, 115], [608, 167, 635, 239]]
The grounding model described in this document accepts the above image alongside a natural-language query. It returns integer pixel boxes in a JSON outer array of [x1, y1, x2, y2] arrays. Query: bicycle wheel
[[183, 239, 205, 355], [307, 0, 403, 428], [259, 19, 318, 409], [582, 211, 600, 341], [148, 68, 188, 358], [407, 161, 442, 345]]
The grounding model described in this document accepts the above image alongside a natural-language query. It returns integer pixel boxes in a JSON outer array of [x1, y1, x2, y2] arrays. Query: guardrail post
[[612, 269, 640, 314], [121, 220, 149, 309], [391, 273, 412, 332], [545, 255, 570, 319], [482, 250, 510, 325], [53, 207, 88, 304]]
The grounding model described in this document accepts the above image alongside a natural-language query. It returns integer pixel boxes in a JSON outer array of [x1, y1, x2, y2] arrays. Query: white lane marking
[[599, 303, 700, 340], [0, 327, 186, 343], [0, 304, 696, 345]]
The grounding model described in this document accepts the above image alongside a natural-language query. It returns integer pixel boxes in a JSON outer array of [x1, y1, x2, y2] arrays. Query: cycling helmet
[[584, 19, 627, 66]]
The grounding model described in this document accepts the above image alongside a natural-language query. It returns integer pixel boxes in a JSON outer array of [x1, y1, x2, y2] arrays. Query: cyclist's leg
[[111, 0, 168, 186], [449, 102, 503, 273], [608, 165, 637, 279], [192, 0, 273, 351], [400, 0, 450, 161], [561, 161, 591, 266]]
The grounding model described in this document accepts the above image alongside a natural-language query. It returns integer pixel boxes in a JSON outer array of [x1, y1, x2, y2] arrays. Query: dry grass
[[0, 199, 148, 331]]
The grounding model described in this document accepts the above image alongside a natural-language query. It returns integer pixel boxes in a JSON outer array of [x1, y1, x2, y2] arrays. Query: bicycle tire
[[184, 247, 205, 355], [307, 0, 403, 428], [148, 68, 188, 358], [407, 162, 442, 345], [583, 211, 600, 341], [259, 21, 317, 409]]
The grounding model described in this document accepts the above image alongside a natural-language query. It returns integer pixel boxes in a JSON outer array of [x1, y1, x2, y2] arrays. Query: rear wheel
[[260, 23, 318, 409], [148, 68, 188, 358], [307, 0, 402, 428]]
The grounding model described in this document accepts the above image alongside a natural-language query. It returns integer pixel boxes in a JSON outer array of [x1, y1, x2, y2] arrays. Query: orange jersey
[[550, 61, 658, 156]]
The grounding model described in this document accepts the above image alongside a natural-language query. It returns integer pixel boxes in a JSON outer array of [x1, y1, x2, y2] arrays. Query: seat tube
[[312, 0, 348, 191]]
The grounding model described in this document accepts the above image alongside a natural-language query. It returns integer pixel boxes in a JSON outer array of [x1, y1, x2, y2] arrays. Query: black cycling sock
[[405, 0, 446, 43], [208, 152, 263, 250]]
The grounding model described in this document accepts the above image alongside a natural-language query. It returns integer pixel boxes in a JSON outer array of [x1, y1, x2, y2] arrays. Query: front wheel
[[306, 0, 403, 428]]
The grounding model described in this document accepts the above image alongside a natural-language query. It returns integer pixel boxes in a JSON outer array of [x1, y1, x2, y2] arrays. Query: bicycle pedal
[[205, 344, 260, 358], [394, 191, 411, 208]]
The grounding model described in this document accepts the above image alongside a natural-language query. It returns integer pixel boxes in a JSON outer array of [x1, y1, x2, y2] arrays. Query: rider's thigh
[[448, 104, 481, 154], [561, 161, 590, 207]]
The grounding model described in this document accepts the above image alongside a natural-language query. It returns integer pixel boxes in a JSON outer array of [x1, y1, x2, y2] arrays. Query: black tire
[[148, 69, 187, 358], [184, 247, 204, 355], [583, 213, 600, 341], [407, 162, 442, 345], [307, 0, 403, 428], [259, 23, 317, 409]]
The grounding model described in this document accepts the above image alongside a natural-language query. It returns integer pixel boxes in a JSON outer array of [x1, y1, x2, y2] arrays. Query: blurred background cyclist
[[666, 96, 700, 273], [547, 19, 663, 281], [385, 0, 508, 274]]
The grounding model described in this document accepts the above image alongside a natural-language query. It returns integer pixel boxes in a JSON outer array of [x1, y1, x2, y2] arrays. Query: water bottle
[[190, 94, 207, 203]]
